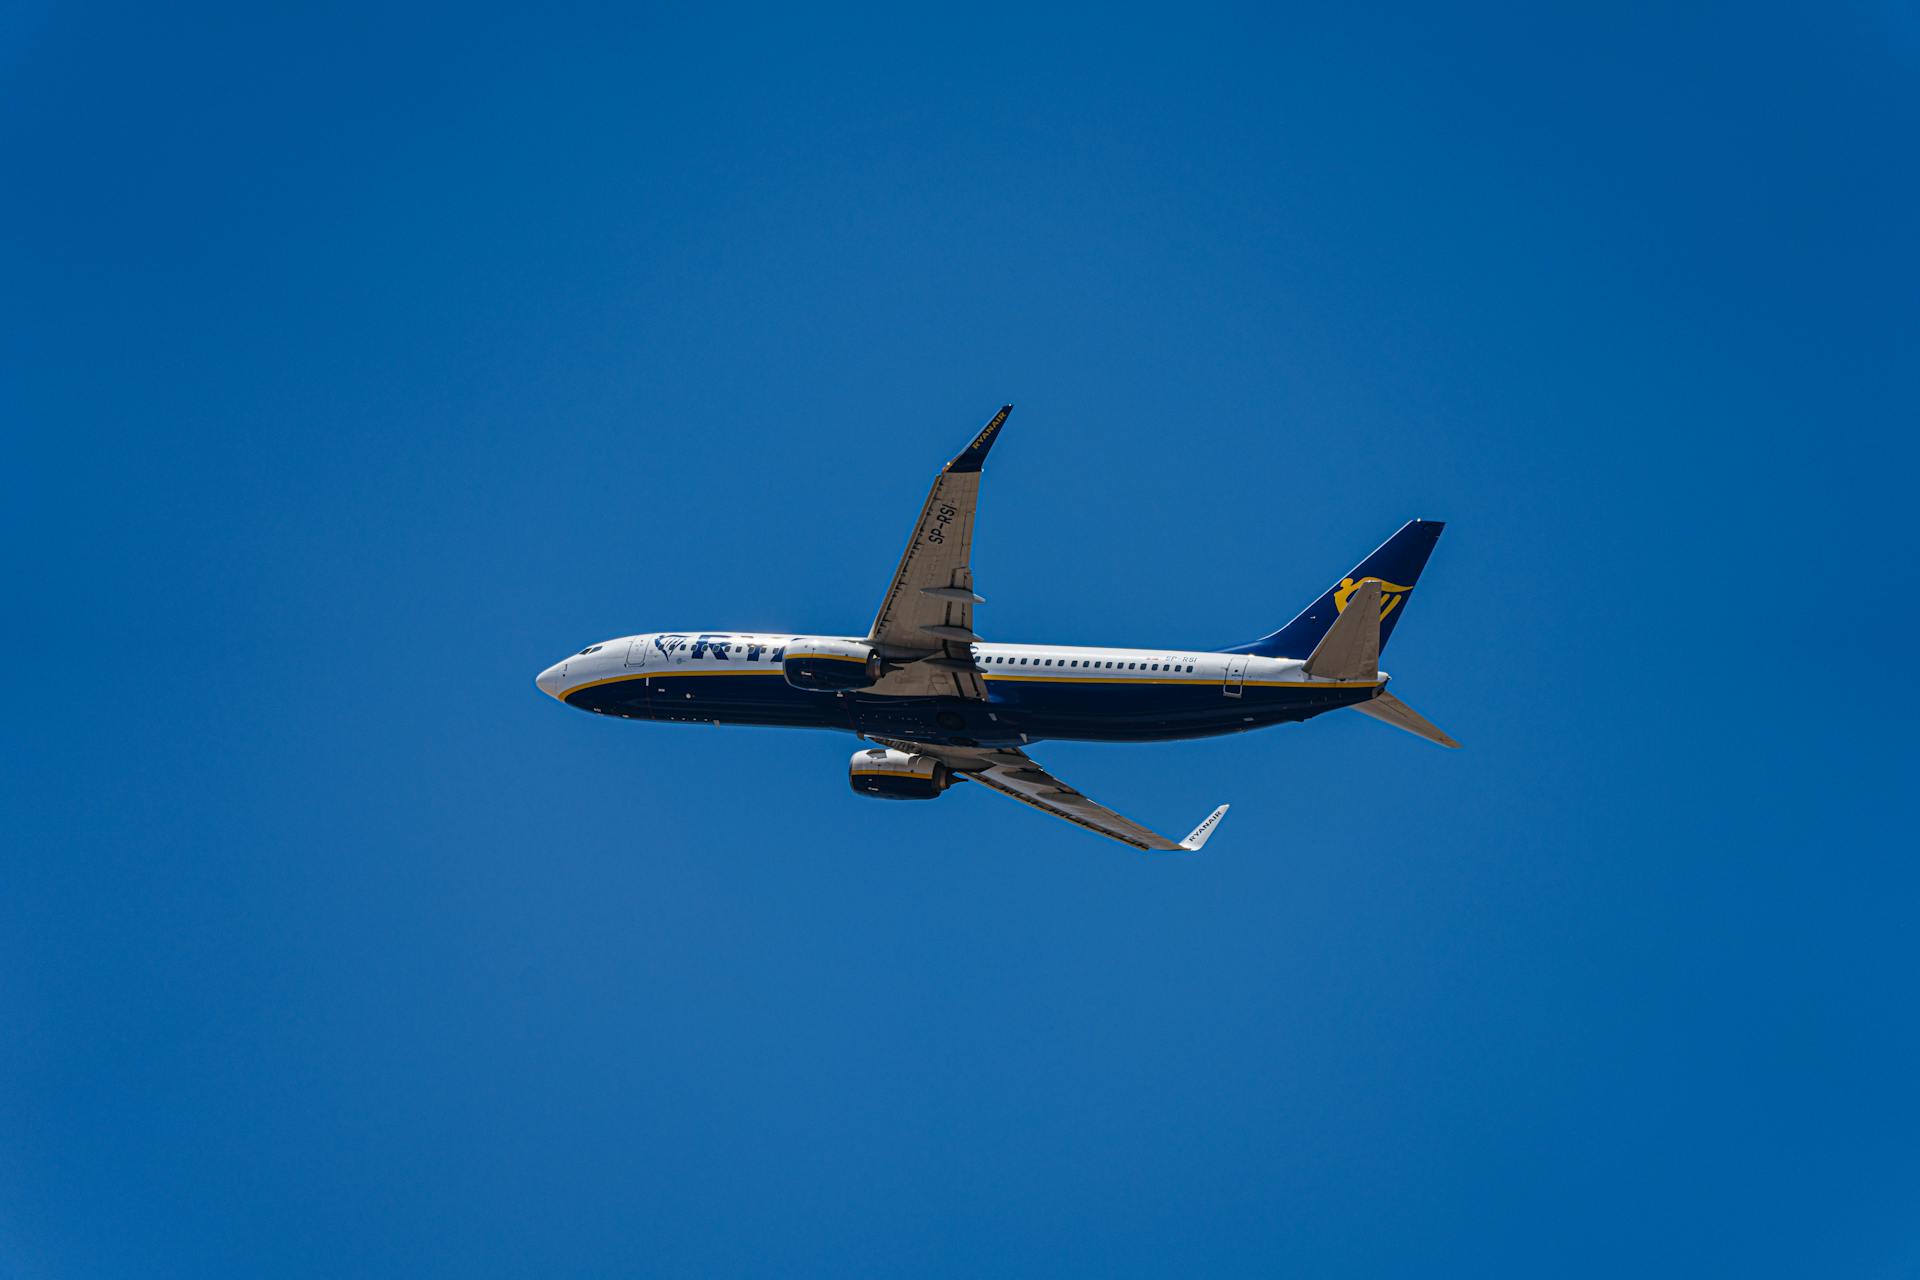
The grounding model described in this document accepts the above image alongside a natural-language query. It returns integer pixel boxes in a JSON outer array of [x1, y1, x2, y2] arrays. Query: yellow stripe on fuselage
[[981, 674, 1382, 688], [556, 667, 1381, 701], [554, 669, 784, 700]]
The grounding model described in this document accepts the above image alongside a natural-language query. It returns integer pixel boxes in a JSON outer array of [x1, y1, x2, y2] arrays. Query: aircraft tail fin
[[1223, 519, 1444, 659], [1351, 690, 1460, 749]]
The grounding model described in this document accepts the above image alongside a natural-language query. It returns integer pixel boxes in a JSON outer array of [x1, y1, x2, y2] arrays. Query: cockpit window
[[578, 645, 603, 655]]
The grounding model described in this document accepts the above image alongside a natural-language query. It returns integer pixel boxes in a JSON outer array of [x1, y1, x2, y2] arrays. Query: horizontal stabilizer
[[1351, 691, 1459, 749], [1303, 578, 1382, 680]]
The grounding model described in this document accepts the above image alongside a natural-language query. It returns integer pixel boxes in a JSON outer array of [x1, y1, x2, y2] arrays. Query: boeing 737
[[535, 406, 1456, 851]]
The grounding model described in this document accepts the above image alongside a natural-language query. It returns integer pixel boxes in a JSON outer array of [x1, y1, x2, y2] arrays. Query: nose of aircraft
[[535, 661, 566, 700]]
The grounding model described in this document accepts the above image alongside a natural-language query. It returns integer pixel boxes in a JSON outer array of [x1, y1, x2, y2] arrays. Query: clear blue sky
[[6, 4, 1917, 1275]]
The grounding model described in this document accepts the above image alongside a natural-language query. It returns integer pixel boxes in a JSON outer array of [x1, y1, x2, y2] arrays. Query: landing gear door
[[1223, 656, 1248, 698]]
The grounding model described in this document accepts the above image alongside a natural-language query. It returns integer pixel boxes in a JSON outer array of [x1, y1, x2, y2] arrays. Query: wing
[[863, 406, 1011, 699], [874, 738, 1229, 853]]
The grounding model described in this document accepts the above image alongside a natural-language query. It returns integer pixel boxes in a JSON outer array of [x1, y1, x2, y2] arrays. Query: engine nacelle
[[849, 748, 955, 800], [784, 637, 881, 691]]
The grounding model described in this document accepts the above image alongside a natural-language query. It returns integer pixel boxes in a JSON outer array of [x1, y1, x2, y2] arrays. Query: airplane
[[535, 405, 1456, 852]]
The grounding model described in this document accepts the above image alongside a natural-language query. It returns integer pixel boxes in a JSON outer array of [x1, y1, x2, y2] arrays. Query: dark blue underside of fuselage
[[563, 672, 1373, 747]]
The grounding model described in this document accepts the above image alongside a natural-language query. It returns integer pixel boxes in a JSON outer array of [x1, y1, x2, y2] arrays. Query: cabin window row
[[631, 642, 1197, 674], [982, 657, 1196, 673]]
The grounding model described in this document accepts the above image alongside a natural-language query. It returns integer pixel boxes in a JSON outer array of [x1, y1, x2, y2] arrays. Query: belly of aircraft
[[562, 668, 1372, 745]]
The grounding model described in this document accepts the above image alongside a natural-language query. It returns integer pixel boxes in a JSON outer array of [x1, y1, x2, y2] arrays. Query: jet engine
[[849, 748, 956, 800], [784, 637, 881, 691]]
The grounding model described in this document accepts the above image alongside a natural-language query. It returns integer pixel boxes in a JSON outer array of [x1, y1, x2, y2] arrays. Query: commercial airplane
[[535, 406, 1456, 852]]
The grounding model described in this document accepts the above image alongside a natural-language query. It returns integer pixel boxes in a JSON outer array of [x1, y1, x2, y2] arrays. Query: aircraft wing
[[863, 406, 1011, 699], [874, 738, 1228, 853]]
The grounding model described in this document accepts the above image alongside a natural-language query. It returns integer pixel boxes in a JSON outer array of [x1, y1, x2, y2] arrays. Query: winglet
[[1178, 804, 1230, 852], [943, 404, 1013, 474]]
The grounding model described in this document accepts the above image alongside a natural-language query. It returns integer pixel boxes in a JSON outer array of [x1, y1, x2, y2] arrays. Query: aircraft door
[[1223, 656, 1247, 698], [625, 638, 651, 669]]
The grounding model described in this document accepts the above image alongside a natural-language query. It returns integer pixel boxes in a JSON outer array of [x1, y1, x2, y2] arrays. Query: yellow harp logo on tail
[[1333, 577, 1412, 622]]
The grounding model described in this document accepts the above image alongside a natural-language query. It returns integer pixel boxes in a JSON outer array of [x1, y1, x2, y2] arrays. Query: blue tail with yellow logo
[[1222, 519, 1445, 659]]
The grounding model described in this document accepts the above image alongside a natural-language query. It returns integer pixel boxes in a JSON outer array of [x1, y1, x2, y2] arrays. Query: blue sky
[[5, 3, 1917, 1275]]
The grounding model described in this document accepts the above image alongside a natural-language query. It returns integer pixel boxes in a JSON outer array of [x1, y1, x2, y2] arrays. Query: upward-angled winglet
[[943, 404, 1012, 474], [1178, 804, 1230, 852]]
